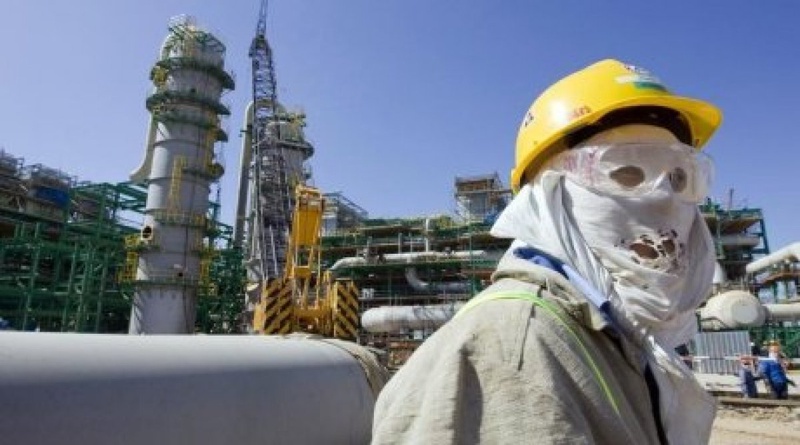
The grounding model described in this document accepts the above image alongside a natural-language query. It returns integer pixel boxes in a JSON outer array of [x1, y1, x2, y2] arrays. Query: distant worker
[[372, 59, 723, 444], [759, 341, 795, 399], [738, 356, 761, 398]]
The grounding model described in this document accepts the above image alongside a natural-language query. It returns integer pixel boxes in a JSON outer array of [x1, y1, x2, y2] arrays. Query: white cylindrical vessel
[[700, 290, 766, 330], [130, 16, 234, 333], [0, 333, 386, 445]]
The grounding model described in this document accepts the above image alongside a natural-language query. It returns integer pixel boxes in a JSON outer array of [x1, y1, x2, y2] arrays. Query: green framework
[[0, 178, 245, 333]]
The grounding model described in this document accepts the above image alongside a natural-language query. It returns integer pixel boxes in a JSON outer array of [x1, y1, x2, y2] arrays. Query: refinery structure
[[1, 6, 800, 366]]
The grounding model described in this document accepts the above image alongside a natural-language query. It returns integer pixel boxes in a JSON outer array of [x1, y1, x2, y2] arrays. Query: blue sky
[[1, 1, 798, 249]]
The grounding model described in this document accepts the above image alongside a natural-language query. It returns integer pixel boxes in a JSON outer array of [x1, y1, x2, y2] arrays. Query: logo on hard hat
[[623, 64, 652, 75], [619, 64, 668, 91], [570, 106, 591, 120], [617, 75, 667, 93]]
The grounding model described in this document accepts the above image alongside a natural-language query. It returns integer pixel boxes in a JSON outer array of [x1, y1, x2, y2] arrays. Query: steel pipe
[[745, 242, 800, 274], [0, 333, 386, 445], [234, 101, 255, 249], [361, 303, 464, 333], [405, 267, 470, 294], [129, 33, 173, 183], [329, 250, 487, 272], [764, 302, 800, 321]]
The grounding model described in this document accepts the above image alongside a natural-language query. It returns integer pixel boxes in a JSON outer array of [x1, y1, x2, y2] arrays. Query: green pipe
[[60, 244, 79, 331], [21, 242, 42, 329], [94, 251, 111, 332]]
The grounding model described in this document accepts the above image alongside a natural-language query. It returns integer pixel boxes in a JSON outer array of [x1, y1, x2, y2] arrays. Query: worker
[[372, 59, 722, 444], [738, 356, 761, 398], [759, 341, 795, 399]]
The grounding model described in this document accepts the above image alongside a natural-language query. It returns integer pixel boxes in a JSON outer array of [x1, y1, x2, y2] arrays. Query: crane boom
[[247, 0, 292, 281]]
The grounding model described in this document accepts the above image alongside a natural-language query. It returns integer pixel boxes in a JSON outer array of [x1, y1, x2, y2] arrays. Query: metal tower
[[244, 0, 314, 278], [247, 0, 292, 281], [128, 15, 234, 334]]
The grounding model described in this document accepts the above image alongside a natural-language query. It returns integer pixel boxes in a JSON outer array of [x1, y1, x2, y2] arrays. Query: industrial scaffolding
[[0, 149, 245, 332], [322, 191, 368, 235], [0, 180, 146, 332], [454, 173, 512, 224], [699, 199, 770, 286], [321, 215, 507, 368]]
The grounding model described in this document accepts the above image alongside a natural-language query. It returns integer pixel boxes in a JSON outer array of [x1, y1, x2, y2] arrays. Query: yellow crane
[[253, 185, 360, 340]]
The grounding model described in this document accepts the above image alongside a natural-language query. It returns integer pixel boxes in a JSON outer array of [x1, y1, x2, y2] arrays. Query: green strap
[[456, 290, 621, 417]]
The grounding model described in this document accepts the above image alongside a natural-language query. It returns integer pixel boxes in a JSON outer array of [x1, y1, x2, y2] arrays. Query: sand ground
[[694, 372, 800, 444], [710, 406, 800, 444]]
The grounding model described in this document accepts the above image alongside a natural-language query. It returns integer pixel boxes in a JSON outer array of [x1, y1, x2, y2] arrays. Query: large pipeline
[[0, 333, 388, 445], [129, 34, 172, 183], [361, 303, 464, 333], [329, 250, 487, 272], [404, 267, 470, 294], [745, 242, 800, 274]]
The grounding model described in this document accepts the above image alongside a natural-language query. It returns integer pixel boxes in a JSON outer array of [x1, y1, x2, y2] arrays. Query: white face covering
[[492, 124, 715, 348]]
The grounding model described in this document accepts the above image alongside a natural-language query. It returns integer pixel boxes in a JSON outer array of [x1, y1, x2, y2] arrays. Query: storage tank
[[700, 290, 766, 330]]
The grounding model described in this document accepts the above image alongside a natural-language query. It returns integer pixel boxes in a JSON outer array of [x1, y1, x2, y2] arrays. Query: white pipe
[[129, 34, 173, 184], [329, 256, 368, 271], [423, 217, 432, 252], [361, 304, 464, 333], [390, 250, 485, 261], [129, 117, 158, 183], [0, 333, 386, 445], [746, 242, 800, 274], [234, 101, 255, 248], [764, 303, 800, 321], [329, 250, 487, 272], [712, 261, 727, 286], [405, 267, 470, 294]]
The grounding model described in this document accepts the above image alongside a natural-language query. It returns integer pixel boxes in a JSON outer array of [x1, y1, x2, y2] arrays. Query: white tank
[[700, 290, 766, 330]]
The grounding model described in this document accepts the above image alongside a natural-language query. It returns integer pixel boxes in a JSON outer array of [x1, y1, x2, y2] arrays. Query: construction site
[[2, 131, 796, 364], [2, 2, 800, 444], [0, 5, 798, 354]]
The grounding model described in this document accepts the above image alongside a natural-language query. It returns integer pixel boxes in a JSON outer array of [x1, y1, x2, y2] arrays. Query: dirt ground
[[710, 406, 800, 444]]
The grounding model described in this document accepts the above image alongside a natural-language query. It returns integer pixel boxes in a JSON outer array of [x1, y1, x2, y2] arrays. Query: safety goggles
[[544, 142, 714, 203]]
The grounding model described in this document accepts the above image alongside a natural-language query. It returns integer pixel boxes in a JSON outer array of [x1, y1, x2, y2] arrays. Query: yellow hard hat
[[511, 59, 722, 192]]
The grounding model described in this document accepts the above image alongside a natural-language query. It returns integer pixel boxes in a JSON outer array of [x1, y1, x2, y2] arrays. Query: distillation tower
[[129, 16, 234, 334], [236, 104, 314, 277], [235, 1, 314, 329]]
